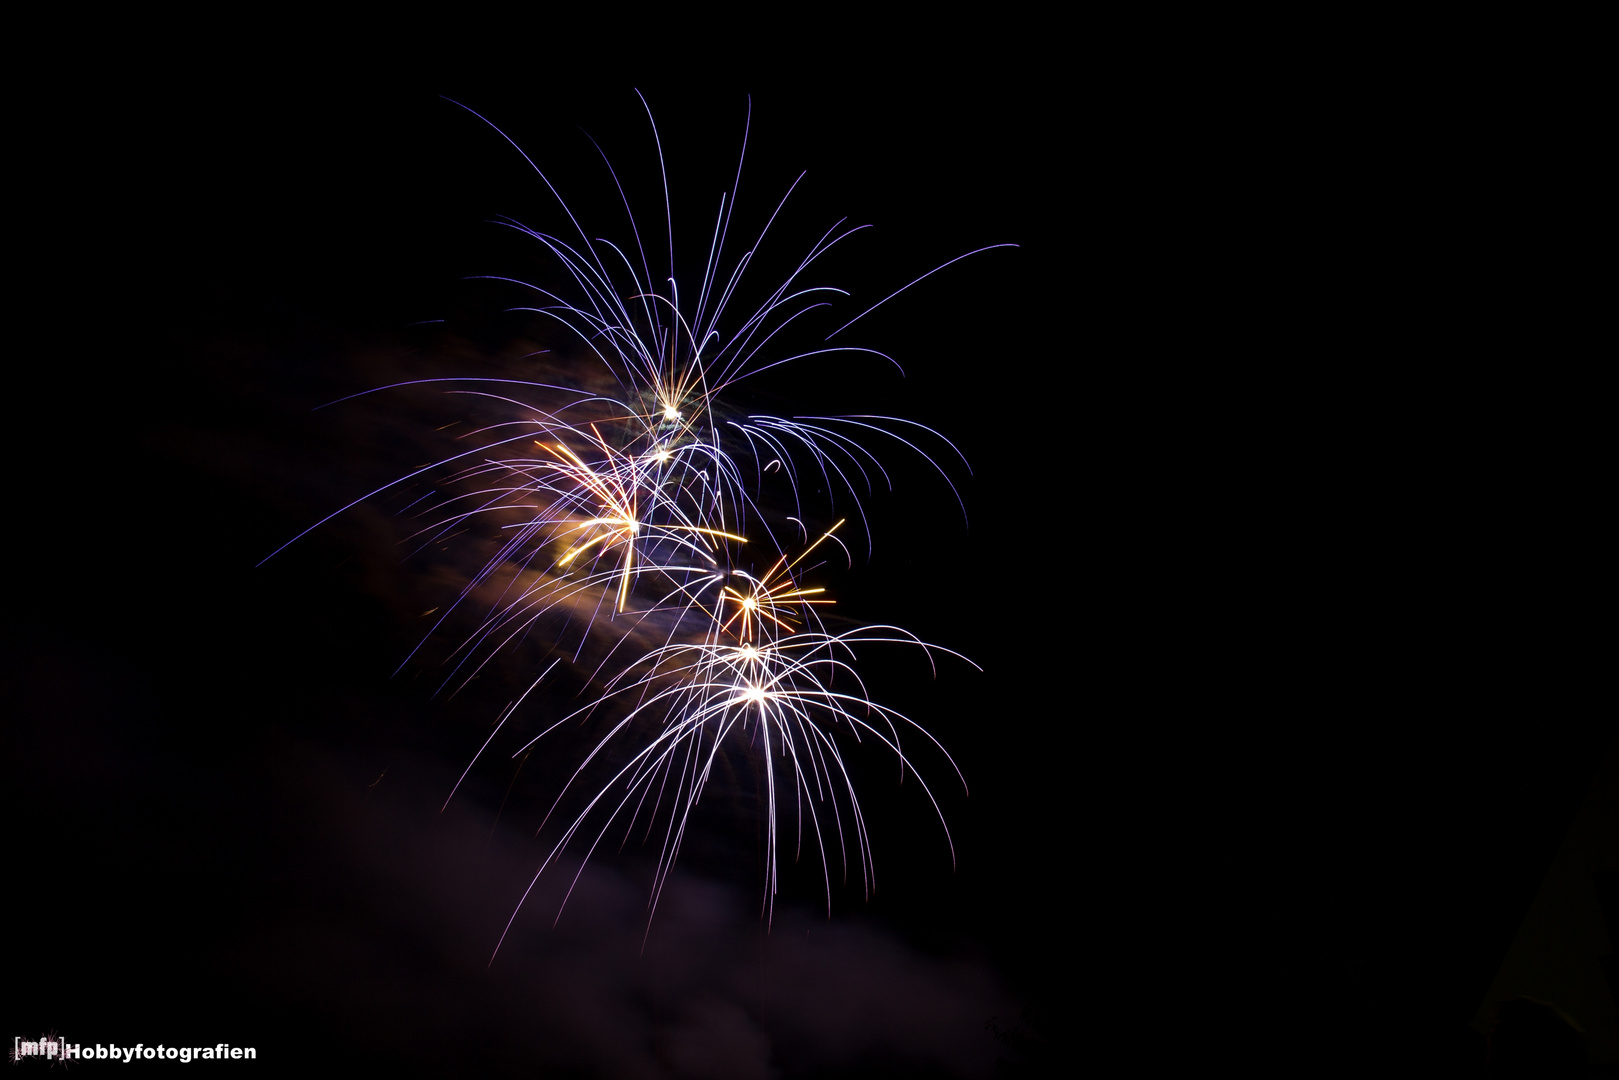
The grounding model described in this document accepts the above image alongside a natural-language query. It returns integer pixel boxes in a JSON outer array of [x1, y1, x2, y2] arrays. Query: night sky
[[8, 31, 1610, 1077]]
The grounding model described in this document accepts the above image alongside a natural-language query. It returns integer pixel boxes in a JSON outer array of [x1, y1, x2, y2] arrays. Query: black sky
[[7, 25, 1608, 1077], [9, 45, 1081, 1078]]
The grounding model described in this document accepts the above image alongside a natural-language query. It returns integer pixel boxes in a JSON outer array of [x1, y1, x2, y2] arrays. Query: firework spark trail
[[266, 93, 1011, 953], [483, 521, 979, 956], [495, 610, 979, 958], [438, 93, 980, 553]]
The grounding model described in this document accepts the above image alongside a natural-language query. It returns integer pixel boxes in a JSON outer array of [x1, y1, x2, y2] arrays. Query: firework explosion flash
[[268, 93, 1013, 954]]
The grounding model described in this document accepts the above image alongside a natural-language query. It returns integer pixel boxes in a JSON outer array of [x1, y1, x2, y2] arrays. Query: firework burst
[[267, 92, 1011, 953], [492, 520, 977, 955]]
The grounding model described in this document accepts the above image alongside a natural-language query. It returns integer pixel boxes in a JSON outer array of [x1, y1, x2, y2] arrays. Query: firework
[[492, 521, 977, 957], [266, 93, 1010, 951]]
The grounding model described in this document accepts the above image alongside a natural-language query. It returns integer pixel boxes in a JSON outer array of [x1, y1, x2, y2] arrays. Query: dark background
[[6, 24, 1608, 1076]]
